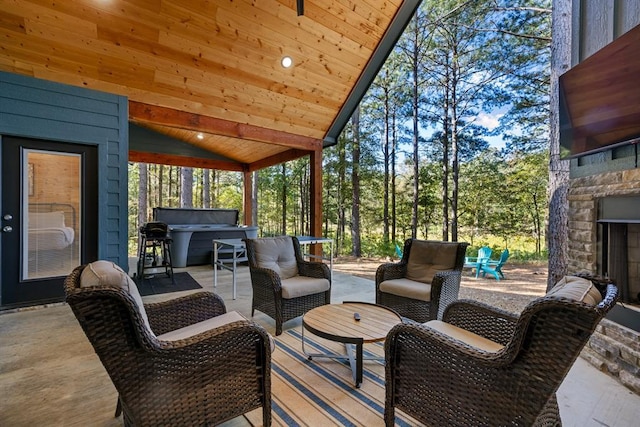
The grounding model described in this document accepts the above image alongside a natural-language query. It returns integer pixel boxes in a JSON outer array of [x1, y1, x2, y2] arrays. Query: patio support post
[[243, 169, 253, 226], [309, 148, 323, 259]]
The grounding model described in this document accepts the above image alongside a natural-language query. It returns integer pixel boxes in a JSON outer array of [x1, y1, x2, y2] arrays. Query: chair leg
[[384, 403, 395, 427]]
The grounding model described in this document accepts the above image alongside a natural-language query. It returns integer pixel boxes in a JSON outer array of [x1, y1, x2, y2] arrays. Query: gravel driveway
[[332, 257, 549, 314]]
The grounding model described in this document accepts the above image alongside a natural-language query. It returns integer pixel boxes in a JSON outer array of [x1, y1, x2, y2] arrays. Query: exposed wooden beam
[[247, 148, 310, 172], [129, 101, 323, 151], [129, 150, 245, 171]]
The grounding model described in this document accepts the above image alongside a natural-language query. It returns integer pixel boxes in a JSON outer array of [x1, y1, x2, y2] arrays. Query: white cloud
[[475, 111, 503, 129]]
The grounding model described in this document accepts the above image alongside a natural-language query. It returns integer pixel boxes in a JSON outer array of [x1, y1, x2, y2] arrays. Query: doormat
[[136, 272, 202, 296]]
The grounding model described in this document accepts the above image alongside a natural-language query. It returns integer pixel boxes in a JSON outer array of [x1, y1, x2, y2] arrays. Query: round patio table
[[302, 301, 402, 388]]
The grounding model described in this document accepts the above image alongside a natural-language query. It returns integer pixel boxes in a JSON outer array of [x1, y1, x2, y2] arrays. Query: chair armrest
[[298, 260, 331, 280], [428, 270, 463, 320], [385, 322, 511, 368], [145, 291, 227, 335], [443, 299, 518, 346], [249, 266, 283, 293], [375, 262, 408, 285], [156, 320, 272, 355]]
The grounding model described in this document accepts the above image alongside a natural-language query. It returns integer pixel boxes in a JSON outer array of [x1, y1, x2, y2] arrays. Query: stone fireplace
[[568, 159, 640, 393]]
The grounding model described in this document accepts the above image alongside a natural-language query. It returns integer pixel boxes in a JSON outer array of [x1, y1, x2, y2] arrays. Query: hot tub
[[153, 208, 259, 267]]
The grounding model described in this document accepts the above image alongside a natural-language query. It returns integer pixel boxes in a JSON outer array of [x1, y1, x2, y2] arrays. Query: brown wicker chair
[[384, 275, 619, 427], [376, 239, 469, 322], [245, 236, 331, 335], [64, 261, 272, 427]]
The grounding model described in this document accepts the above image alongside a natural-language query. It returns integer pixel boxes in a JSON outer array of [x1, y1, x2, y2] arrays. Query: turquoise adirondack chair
[[479, 249, 510, 280], [464, 246, 492, 278], [395, 243, 403, 259]]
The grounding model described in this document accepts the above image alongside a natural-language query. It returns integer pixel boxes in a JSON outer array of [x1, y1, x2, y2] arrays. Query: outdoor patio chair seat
[[376, 239, 469, 322], [245, 235, 331, 335], [64, 261, 272, 427], [384, 274, 619, 427]]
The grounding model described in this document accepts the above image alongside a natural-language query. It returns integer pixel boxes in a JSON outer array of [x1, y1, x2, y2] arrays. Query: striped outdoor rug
[[245, 328, 423, 427]]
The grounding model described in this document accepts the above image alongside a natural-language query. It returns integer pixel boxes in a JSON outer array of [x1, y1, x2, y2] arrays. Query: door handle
[[2, 226, 13, 233]]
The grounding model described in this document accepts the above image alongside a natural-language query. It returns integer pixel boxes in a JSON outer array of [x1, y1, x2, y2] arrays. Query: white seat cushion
[[80, 260, 152, 333], [281, 275, 330, 299], [379, 278, 431, 302], [157, 311, 275, 352], [424, 320, 504, 353]]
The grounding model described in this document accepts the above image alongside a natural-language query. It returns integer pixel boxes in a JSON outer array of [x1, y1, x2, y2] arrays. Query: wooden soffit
[[0, 0, 420, 170]]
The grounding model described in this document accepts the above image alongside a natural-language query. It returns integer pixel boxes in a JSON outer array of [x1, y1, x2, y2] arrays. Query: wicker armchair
[[245, 236, 331, 335], [385, 275, 619, 427], [376, 239, 469, 322], [64, 261, 272, 427]]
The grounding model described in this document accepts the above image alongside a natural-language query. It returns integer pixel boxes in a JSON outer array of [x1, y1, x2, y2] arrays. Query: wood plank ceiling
[[0, 0, 418, 171]]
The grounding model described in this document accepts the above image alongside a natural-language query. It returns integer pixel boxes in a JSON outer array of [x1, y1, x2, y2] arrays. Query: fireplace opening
[[597, 196, 640, 331], [599, 222, 640, 304]]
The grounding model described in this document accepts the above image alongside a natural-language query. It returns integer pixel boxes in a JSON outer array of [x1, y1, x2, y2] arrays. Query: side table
[[212, 239, 247, 300]]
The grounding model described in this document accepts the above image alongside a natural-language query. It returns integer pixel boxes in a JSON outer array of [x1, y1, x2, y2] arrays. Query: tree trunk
[[338, 133, 346, 251], [203, 168, 210, 208], [383, 87, 390, 246], [450, 51, 459, 243], [351, 106, 362, 257], [212, 170, 217, 206], [441, 72, 451, 241], [391, 109, 397, 245], [281, 163, 287, 235], [168, 166, 175, 207], [138, 163, 148, 227], [158, 164, 164, 207], [180, 167, 193, 208], [548, 0, 571, 289], [411, 45, 420, 240], [252, 171, 259, 227]]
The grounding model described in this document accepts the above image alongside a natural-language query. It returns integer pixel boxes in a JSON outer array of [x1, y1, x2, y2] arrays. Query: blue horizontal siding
[[0, 71, 129, 271]]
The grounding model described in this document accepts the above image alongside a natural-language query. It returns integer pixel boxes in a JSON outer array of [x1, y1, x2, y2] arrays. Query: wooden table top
[[302, 302, 402, 344]]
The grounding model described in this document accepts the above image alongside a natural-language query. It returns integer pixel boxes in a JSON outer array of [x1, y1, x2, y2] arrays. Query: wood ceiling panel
[[211, 10, 365, 83], [143, 123, 288, 164], [0, 0, 414, 169]]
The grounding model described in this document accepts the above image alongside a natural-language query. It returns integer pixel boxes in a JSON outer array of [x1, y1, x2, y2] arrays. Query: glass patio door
[[24, 150, 82, 279], [1, 136, 97, 308]]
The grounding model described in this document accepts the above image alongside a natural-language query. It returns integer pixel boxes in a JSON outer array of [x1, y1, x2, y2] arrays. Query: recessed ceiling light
[[197, 133, 204, 140], [281, 56, 293, 68]]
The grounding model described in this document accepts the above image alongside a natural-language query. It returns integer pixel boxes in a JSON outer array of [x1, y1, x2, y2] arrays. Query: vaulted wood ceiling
[[0, 0, 419, 171]]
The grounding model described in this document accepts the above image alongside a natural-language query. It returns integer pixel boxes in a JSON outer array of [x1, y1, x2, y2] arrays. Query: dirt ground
[[332, 256, 549, 314]]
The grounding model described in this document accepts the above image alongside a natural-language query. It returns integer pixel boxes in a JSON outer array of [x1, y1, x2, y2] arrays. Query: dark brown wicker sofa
[[376, 239, 469, 322], [384, 275, 618, 427], [64, 261, 272, 427], [245, 236, 331, 335]]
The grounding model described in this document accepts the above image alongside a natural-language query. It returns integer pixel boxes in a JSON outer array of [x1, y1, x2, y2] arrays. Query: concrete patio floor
[[1, 263, 639, 426]]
